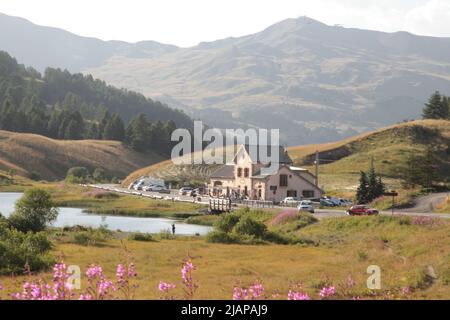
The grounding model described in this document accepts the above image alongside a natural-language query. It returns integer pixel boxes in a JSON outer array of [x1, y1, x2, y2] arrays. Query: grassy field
[[0, 130, 164, 181], [1, 214, 450, 300]]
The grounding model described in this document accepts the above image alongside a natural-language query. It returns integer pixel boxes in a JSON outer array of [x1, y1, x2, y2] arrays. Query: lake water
[[0, 192, 212, 235]]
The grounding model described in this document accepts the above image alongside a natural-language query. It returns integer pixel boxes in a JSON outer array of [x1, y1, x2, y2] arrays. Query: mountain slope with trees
[[0, 50, 191, 155]]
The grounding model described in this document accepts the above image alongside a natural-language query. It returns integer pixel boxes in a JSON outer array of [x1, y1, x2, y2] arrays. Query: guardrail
[[236, 199, 275, 208]]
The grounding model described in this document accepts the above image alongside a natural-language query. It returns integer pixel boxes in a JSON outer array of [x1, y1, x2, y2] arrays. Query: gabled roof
[[210, 165, 234, 179], [235, 144, 293, 164]]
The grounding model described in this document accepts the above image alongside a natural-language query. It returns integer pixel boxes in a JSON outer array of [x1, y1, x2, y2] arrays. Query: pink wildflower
[[319, 286, 336, 299], [287, 290, 311, 300]]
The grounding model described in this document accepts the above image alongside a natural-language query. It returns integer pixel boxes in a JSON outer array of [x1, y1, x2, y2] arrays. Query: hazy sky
[[1, 0, 450, 47]]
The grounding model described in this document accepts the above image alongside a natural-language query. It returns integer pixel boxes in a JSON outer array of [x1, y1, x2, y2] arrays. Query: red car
[[346, 205, 379, 216]]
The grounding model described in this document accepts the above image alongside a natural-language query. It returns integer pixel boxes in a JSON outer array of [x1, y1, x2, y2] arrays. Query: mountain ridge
[[2, 13, 450, 145]]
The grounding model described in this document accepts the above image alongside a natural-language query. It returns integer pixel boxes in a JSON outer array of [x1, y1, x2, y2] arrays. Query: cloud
[[403, 0, 450, 37]]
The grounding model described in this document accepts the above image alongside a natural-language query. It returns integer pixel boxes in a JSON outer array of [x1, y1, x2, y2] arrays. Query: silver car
[[297, 200, 315, 214]]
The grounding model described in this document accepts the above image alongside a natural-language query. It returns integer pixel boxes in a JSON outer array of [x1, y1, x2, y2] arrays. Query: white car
[[179, 187, 193, 195], [297, 200, 315, 214], [142, 185, 155, 192], [280, 197, 300, 206]]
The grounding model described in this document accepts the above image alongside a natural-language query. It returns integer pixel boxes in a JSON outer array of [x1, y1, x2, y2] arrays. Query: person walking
[[171, 223, 176, 235]]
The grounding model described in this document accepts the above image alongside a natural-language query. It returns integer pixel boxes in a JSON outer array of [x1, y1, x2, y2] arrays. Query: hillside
[[288, 119, 450, 178], [0, 130, 164, 181], [123, 120, 450, 191]]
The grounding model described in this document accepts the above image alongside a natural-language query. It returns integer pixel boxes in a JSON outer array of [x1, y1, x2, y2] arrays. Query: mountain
[[0, 13, 177, 72], [2, 13, 450, 145], [0, 130, 164, 180]]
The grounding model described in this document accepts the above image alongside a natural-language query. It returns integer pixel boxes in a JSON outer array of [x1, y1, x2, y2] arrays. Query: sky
[[0, 0, 450, 47]]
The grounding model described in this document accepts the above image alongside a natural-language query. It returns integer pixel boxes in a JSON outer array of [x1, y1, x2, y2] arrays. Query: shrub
[[128, 232, 154, 242], [8, 188, 59, 233], [0, 224, 53, 275], [232, 216, 267, 238], [214, 213, 241, 233], [66, 167, 89, 183], [70, 226, 112, 246], [206, 231, 237, 244], [92, 168, 107, 182]]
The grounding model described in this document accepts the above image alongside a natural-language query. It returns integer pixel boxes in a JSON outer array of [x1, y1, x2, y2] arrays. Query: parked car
[[281, 197, 301, 206], [320, 198, 335, 207], [297, 200, 315, 214], [133, 181, 145, 191], [142, 185, 155, 192], [179, 187, 193, 195], [346, 205, 379, 216]]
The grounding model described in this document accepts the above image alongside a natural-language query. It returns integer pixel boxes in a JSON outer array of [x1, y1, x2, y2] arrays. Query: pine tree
[[422, 91, 449, 119], [367, 160, 378, 201], [98, 111, 111, 139], [102, 113, 125, 141], [356, 171, 369, 204], [86, 123, 100, 140], [125, 114, 150, 152]]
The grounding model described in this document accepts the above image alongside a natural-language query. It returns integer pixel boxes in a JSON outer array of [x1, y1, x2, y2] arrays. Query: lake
[[0, 192, 212, 235]]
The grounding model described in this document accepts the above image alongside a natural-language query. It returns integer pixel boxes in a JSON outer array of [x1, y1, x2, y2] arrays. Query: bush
[[92, 168, 107, 182], [0, 224, 53, 275], [206, 231, 237, 244], [128, 232, 154, 242], [70, 226, 112, 246], [93, 192, 119, 199], [214, 213, 241, 233], [232, 216, 267, 238], [66, 167, 89, 183], [8, 188, 59, 233]]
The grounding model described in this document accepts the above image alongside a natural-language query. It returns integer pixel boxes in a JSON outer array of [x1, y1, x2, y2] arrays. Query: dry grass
[[0, 130, 164, 181]]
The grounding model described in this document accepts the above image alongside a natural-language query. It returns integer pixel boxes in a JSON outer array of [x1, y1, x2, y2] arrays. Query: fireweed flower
[[233, 287, 249, 300], [319, 286, 336, 299], [158, 281, 176, 300], [181, 259, 198, 300], [249, 282, 265, 299], [287, 290, 311, 300]]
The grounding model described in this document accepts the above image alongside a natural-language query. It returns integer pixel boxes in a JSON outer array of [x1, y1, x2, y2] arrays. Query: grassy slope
[[1, 215, 450, 299], [0, 130, 165, 181]]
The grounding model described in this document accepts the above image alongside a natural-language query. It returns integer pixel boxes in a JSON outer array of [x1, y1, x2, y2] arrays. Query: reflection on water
[[0, 192, 211, 235]]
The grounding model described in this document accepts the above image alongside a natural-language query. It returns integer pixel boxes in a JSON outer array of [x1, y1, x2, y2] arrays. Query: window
[[279, 174, 288, 187], [287, 190, 297, 198], [237, 168, 242, 177], [244, 168, 249, 178], [302, 190, 315, 198]]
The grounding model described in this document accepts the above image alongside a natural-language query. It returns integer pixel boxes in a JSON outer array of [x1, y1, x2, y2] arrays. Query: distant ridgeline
[[0, 51, 193, 156]]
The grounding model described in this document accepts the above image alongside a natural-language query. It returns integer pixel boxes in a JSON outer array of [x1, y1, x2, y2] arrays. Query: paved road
[[86, 184, 450, 219], [397, 192, 449, 213]]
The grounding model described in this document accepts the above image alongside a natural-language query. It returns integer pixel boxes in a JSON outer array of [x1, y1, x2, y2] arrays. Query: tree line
[[0, 50, 190, 155]]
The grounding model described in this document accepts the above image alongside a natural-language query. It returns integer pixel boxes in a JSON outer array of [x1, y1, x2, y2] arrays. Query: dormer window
[[244, 168, 249, 178], [237, 168, 242, 177]]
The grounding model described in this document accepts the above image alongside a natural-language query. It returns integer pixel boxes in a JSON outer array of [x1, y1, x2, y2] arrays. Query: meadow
[[1, 214, 450, 300]]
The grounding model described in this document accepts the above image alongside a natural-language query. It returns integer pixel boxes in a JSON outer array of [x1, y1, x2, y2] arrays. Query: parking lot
[[86, 184, 450, 220]]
